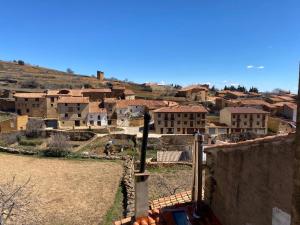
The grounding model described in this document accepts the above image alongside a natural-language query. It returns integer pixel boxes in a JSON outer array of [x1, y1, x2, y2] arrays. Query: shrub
[[66, 68, 74, 74], [20, 79, 40, 89], [26, 119, 45, 138], [0, 133, 21, 146], [43, 133, 71, 157], [18, 138, 43, 146]]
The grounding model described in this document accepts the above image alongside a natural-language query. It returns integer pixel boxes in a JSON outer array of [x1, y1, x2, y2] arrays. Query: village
[[0, 64, 298, 225], [0, 69, 296, 144]]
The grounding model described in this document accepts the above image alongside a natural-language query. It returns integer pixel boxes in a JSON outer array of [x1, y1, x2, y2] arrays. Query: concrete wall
[[205, 134, 294, 225]]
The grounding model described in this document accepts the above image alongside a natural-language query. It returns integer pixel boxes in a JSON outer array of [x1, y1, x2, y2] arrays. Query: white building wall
[[87, 112, 108, 126]]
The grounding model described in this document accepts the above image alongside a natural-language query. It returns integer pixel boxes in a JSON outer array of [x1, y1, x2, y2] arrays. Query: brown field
[[148, 165, 193, 200], [0, 153, 123, 225]]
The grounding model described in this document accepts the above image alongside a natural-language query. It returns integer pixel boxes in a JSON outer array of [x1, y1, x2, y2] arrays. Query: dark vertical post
[[192, 133, 204, 217], [292, 63, 300, 225], [139, 112, 151, 173]]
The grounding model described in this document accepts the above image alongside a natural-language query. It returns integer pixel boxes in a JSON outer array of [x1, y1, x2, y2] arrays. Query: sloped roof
[[179, 85, 208, 92], [57, 96, 89, 104], [153, 105, 208, 113], [82, 88, 112, 93], [239, 99, 276, 109], [114, 191, 222, 225], [124, 89, 135, 95], [115, 100, 168, 109], [14, 93, 46, 98], [89, 102, 107, 113], [223, 107, 269, 114], [104, 97, 117, 103], [284, 102, 297, 110]]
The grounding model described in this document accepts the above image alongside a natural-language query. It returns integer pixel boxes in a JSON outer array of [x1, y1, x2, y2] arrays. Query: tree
[[210, 85, 218, 92], [17, 60, 25, 66], [20, 79, 40, 89], [66, 68, 74, 74], [249, 86, 259, 93], [0, 176, 41, 225], [237, 85, 247, 93], [44, 133, 71, 157], [25, 119, 45, 138]]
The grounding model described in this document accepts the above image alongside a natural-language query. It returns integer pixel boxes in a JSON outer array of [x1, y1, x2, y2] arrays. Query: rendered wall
[[205, 134, 295, 225]]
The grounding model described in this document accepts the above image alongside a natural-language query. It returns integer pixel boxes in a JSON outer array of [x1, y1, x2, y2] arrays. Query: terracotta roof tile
[[239, 99, 276, 109], [223, 107, 269, 114], [179, 85, 208, 92], [284, 102, 297, 109], [115, 100, 169, 110], [104, 98, 117, 103], [114, 191, 222, 225], [57, 96, 89, 104], [153, 105, 208, 113], [14, 93, 46, 98], [82, 88, 112, 93], [89, 102, 107, 113], [124, 89, 135, 95]]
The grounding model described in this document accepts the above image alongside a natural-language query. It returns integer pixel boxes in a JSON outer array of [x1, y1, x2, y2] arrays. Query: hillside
[[0, 60, 181, 100]]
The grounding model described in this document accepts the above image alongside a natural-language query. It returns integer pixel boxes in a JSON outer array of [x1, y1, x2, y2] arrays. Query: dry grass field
[[148, 165, 193, 200], [0, 60, 180, 100], [0, 153, 123, 225]]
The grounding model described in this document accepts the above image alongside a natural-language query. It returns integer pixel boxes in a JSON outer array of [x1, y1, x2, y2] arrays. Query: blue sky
[[0, 0, 299, 92]]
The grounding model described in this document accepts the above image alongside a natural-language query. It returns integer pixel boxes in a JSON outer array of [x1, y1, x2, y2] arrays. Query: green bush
[[41, 149, 70, 157], [18, 138, 43, 146]]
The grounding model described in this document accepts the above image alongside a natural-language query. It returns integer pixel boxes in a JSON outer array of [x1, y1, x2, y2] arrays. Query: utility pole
[[292, 63, 300, 225]]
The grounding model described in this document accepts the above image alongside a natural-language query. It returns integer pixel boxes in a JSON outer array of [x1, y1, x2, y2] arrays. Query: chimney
[[192, 133, 204, 218], [97, 71, 104, 81], [134, 112, 151, 220]]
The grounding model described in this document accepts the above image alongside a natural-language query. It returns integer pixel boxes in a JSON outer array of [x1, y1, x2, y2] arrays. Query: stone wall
[[123, 157, 135, 217], [160, 135, 194, 151], [204, 133, 295, 225]]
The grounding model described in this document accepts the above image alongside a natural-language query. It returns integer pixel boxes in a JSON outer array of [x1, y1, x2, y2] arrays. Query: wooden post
[[192, 133, 204, 217], [292, 63, 300, 225]]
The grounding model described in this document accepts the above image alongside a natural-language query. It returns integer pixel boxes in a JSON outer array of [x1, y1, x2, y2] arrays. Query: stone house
[[124, 89, 135, 100], [87, 102, 108, 127], [153, 105, 208, 134], [81, 88, 112, 102], [220, 107, 269, 135], [0, 114, 28, 133], [283, 103, 297, 122], [111, 86, 126, 99], [0, 98, 15, 112], [176, 85, 208, 101], [102, 98, 117, 125], [115, 100, 172, 127], [206, 122, 229, 136], [14, 93, 47, 118], [57, 97, 89, 128]]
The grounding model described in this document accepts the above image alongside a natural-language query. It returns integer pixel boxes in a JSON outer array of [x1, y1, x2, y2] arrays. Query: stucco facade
[[153, 105, 208, 134], [220, 107, 269, 135], [57, 97, 89, 128]]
